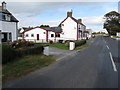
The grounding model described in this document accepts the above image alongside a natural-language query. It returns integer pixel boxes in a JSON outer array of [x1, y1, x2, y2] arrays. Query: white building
[[59, 12, 86, 41], [86, 29, 92, 39], [22, 26, 61, 43], [0, 2, 19, 42], [21, 11, 88, 43]]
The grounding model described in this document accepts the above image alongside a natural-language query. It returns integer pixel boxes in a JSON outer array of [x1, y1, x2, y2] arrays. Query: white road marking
[[109, 52, 117, 72], [106, 45, 110, 50]]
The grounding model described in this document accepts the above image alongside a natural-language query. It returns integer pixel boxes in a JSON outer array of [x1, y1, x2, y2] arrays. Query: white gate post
[[43, 45, 49, 56], [69, 42, 75, 50]]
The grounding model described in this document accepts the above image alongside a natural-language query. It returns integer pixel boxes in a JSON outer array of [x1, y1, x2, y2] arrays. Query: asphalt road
[[3, 36, 119, 88]]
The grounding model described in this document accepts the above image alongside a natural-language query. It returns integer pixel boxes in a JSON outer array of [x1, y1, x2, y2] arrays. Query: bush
[[7, 40, 34, 49], [75, 40, 86, 47], [2, 44, 44, 64], [64, 40, 74, 47]]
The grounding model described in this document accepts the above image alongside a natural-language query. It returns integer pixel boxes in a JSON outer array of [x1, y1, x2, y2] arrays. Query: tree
[[103, 11, 120, 35], [40, 25, 50, 27]]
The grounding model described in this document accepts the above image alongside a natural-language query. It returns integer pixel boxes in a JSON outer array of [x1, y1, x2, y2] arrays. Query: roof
[[59, 16, 85, 27], [0, 6, 19, 22], [41, 27, 62, 33], [22, 26, 62, 33]]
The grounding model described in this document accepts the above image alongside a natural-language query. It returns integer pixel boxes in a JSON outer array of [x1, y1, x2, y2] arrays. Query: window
[[51, 34, 54, 37], [43, 32, 46, 34], [31, 34, 34, 37], [26, 34, 28, 37], [55, 33, 60, 37], [0, 13, 2, 20], [2, 14, 6, 20], [58, 34, 60, 37], [6, 14, 11, 21], [9, 33, 12, 40]]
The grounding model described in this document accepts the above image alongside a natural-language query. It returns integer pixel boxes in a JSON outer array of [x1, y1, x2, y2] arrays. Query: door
[[37, 34, 39, 40]]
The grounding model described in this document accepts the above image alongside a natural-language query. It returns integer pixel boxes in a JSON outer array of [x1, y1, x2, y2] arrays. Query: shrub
[[7, 40, 34, 49], [75, 40, 86, 47], [49, 40, 53, 44]]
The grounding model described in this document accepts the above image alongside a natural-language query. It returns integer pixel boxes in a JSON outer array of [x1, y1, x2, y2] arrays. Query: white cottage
[[0, 1, 19, 42], [22, 26, 61, 43], [59, 11, 86, 41]]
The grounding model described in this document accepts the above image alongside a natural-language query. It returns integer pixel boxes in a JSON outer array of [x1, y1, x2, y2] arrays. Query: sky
[[1, 0, 119, 32]]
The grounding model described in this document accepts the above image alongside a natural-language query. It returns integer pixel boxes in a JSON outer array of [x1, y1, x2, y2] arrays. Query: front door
[[37, 34, 39, 40]]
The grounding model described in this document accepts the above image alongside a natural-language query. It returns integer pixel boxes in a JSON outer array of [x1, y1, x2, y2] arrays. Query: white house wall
[[0, 21, 17, 41], [48, 31, 55, 42], [61, 17, 77, 40], [24, 28, 47, 42]]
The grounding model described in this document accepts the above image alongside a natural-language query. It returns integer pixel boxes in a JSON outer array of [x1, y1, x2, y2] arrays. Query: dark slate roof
[[0, 6, 19, 22], [18, 27, 34, 33], [41, 27, 62, 33]]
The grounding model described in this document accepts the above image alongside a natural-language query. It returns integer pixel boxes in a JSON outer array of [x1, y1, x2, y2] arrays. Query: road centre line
[[106, 45, 110, 50], [109, 52, 117, 72]]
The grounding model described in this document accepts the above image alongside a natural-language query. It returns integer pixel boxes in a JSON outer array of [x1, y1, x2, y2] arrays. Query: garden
[[2, 40, 55, 83]]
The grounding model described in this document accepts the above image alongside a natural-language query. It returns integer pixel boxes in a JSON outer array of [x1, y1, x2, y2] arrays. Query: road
[[3, 36, 119, 88]]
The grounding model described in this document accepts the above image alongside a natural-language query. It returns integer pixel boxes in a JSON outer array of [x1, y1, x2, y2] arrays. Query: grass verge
[[75, 44, 90, 50], [37, 43, 69, 50], [2, 54, 55, 83]]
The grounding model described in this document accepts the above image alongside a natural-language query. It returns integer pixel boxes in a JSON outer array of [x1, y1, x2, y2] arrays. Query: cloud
[[1, 0, 119, 2], [83, 16, 104, 26], [3, 2, 117, 33], [77, 15, 106, 32]]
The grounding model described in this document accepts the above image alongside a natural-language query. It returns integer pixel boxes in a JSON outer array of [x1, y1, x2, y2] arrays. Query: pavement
[[3, 36, 119, 88]]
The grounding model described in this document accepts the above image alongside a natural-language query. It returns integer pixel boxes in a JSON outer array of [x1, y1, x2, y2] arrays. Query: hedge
[[2, 44, 18, 64], [75, 40, 86, 47], [2, 44, 44, 64], [65, 40, 86, 48]]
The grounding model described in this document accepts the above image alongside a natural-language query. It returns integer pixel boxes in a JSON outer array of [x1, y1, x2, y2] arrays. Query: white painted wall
[[61, 17, 77, 40], [23, 28, 47, 42], [48, 31, 55, 42], [0, 21, 17, 41]]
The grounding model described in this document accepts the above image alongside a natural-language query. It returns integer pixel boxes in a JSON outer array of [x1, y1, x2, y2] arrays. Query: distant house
[[86, 29, 92, 39], [0, 1, 19, 43], [21, 11, 89, 43]]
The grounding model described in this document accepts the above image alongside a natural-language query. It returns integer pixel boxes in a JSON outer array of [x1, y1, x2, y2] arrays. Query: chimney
[[67, 12, 72, 17], [2, 1, 6, 10], [78, 19, 82, 23]]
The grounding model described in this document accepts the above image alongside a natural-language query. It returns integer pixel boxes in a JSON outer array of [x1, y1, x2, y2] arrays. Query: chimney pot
[[67, 12, 72, 17], [78, 19, 82, 23], [2, 1, 6, 10]]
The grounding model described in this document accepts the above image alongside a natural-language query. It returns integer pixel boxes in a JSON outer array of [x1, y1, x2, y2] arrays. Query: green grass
[[37, 43, 69, 50], [37, 42, 89, 50], [2, 54, 55, 83], [75, 44, 90, 50], [111, 35, 120, 38]]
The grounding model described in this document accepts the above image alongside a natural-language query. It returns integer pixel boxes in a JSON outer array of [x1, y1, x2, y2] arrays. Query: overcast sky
[[1, 0, 119, 32]]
